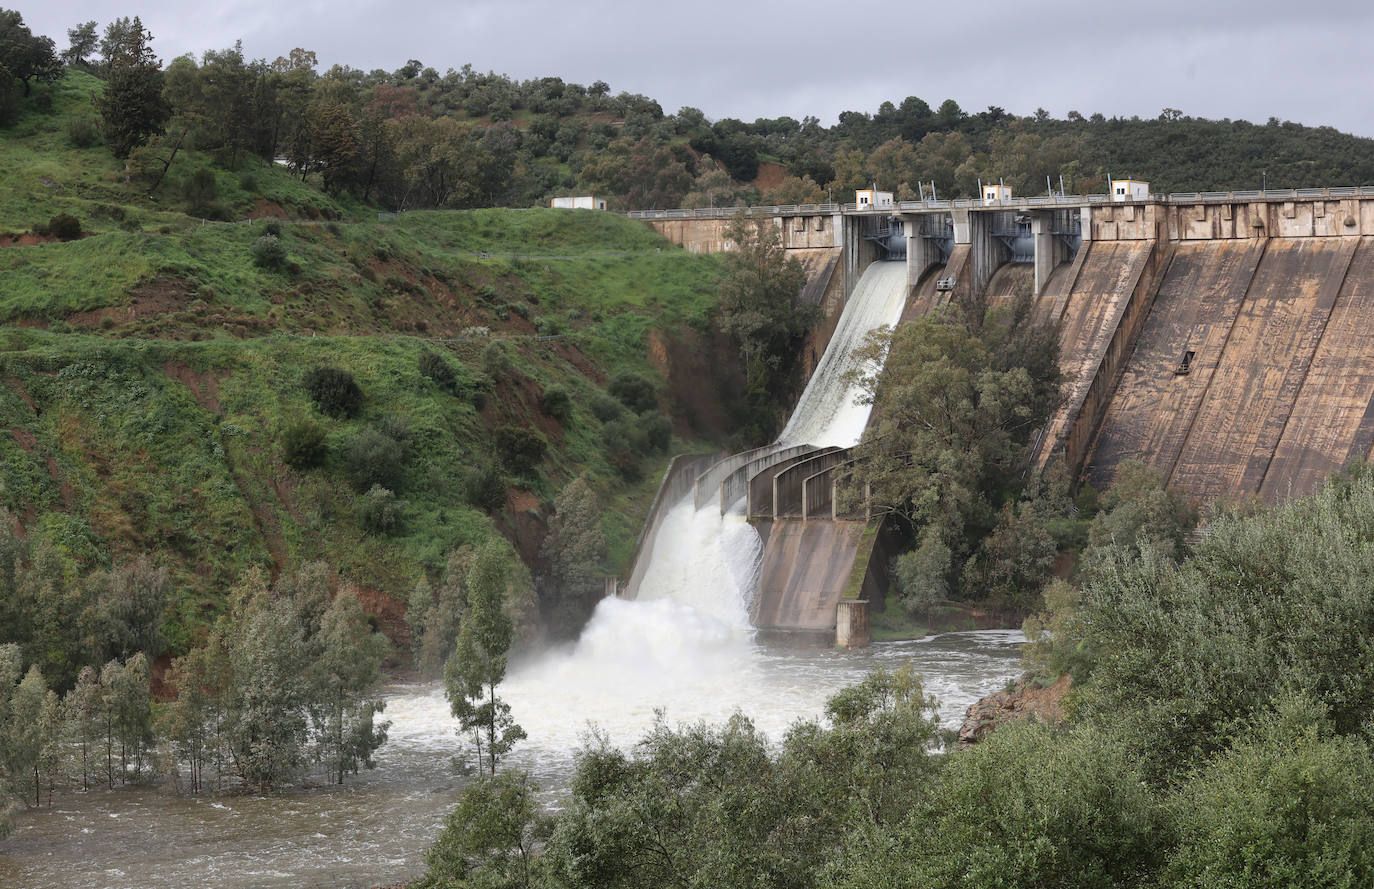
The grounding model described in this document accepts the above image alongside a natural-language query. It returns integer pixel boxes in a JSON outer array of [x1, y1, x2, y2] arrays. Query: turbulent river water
[[0, 261, 1026, 889]]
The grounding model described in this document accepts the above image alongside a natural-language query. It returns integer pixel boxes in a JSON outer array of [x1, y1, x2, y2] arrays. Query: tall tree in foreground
[[312, 587, 390, 785], [444, 539, 524, 776], [93, 16, 168, 157]]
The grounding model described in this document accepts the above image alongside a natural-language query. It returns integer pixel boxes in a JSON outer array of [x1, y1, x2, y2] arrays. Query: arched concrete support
[[802, 458, 866, 520], [694, 445, 776, 510], [746, 447, 836, 519], [773, 447, 850, 518], [719, 444, 816, 514]]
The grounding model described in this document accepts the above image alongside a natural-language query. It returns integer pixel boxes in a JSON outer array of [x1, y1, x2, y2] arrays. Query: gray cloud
[[22, 0, 1374, 137]]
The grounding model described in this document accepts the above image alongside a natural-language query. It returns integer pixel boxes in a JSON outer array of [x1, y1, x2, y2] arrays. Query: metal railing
[[623, 186, 1374, 220]]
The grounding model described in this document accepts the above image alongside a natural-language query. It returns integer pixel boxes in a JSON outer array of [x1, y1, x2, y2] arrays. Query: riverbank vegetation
[[417, 466, 1374, 888]]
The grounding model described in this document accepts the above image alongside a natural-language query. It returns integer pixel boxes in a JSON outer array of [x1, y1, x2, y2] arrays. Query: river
[[0, 630, 1023, 889], [0, 260, 1024, 888]]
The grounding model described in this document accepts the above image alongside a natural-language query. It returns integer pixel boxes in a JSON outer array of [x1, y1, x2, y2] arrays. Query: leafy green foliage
[[1164, 695, 1374, 888], [357, 484, 403, 535], [537, 476, 605, 638], [834, 720, 1164, 889], [418, 349, 457, 392], [420, 771, 549, 889], [249, 234, 287, 271], [302, 365, 363, 418], [281, 419, 327, 469], [493, 425, 546, 476], [0, 9, 61, 99], [715, 213, 813, 440], [162, 564, 390, 792], [407, 547, 473, 679], [91, 17, 167, 158], [345, 428, 405, 493], [444, 538, 525, 775], [605, 371, 656, 413], [851, 296, 1062, 606], [539, 385, 571, 423], [47, 212, 81, 241]]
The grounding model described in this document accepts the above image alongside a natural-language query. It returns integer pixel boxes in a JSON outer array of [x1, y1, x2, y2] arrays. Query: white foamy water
[[777, 260, 909, 448], [0, 260, 1026, 889]]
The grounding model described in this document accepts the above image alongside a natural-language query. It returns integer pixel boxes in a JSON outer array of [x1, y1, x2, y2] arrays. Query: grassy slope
[[0, 74, 727, 650]]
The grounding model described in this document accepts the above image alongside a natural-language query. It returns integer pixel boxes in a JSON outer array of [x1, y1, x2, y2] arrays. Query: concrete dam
[[625, 187, 1374, 640]]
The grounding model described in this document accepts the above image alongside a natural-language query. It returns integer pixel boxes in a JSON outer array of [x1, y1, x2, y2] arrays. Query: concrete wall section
[[745, 447, 837, 518], [985, 263, 1035, 310], [1258, 237, 1374, 499], [1033, 240, 1158, 471], [968, 210, 1012, 296], [718, 444, 815, 513], [1168, 238, 1358, 501], [751, 519, 867, 630], [647, 216, 840, 253], [772, 448, 849, 518], [1083, 240, 1267, 490]]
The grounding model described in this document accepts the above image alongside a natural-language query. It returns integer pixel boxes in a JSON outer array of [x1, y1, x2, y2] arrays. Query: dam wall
[[1057, 195, 1374, 504]]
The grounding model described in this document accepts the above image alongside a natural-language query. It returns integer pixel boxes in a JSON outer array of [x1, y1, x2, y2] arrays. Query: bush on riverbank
[[415, 465, 1374, 889]]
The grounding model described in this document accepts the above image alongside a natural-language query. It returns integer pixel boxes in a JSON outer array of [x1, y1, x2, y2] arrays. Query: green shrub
[[601, 417, 646, 481], [261, 219, 282, 238], [608, 371, 658, 412], [48, 214, 82, 241], [378, 414, 413, 450], [303, 366, 363, 418], [281, 420, 327, 469], [493, 425, 546, 475], [183, 167, 219, 216], [251, 235, 288, 271], [464, 463, 506, 512], [638, 411, 672, 454], [237, 171, 258, 192], [419, 351, 457, 392], [589, 391, 623, 422], [65, 116, 100, 148], [357, 485, 403, 535], [483, 341, 511, 378], [541, 386, 572, 423], [345, 429, 405, 492]]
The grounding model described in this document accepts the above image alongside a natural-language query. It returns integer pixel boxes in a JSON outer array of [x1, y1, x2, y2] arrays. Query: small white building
[[982, 184, 1013, 205], [1110, 179, 1150, 202], [550, 196, 607, 210], [855, 186, 893, 210]]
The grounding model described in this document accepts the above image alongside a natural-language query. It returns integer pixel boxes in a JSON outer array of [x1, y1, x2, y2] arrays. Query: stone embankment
[[958, 673, 1072, 746]]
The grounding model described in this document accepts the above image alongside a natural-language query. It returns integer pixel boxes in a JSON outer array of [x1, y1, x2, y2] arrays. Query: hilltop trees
[[0, 9, 61, 97], [93, 17, 168, 157]]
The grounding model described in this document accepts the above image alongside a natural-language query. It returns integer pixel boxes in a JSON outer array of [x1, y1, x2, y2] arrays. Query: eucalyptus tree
[[444, 538, 524, 776]]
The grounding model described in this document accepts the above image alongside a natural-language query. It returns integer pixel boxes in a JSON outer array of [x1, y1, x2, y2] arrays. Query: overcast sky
[[21, 0, 1374, 137]]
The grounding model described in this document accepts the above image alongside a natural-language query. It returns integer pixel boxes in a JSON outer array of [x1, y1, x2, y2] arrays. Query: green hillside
[[0, 75, 736, 659]]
